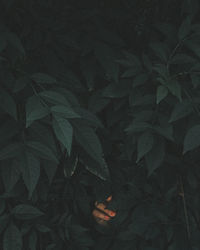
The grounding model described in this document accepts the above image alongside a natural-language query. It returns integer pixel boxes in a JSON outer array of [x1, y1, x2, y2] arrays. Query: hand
[[92, 195, 117, 226]]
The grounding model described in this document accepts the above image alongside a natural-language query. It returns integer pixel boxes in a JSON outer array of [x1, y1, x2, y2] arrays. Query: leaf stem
[[179, 175, 191, 240]]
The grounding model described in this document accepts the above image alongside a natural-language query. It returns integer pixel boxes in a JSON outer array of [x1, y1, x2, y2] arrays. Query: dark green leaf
[[1, 158, 21, 192], [26, 106, 50, 128], [169, 100, 193, 122], [0, 89, 17, 120], [178, 16, 191, 41], [167, 79, 182, 102], [51, 105, 80, 118], [145, 137, 165, 176], [52, 115, 73, 156], [156, 85, 168, 104], [36, 224, 51, 233], [3, 222, 22, 250], [183, 124, 200, 153], [31, 73, 57, 84], [0, 33, 7, 52], [39, 90, 71, 106], [29, 230, 37, 250], [27, 141, 58, 163], [136, 132, 154, 163], [0, 143, 22, 160], [19, 151, 40, 199], [12, 204, 44, 219], [6, 32, 25, 56]]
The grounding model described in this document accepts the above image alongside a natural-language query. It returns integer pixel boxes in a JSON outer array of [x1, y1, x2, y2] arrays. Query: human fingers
[[94, 217, 108, 226], [92, 209, 111, 221], [106, 195, 112, 202], [95, 202, 116, 217]]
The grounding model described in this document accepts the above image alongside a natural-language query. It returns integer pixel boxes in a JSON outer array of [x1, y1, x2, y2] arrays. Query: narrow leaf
[[136, 132, 154, 163], [20, 151, 40, 199], [183, 125, 200, 153], [156, 85, 168, 104], [145, 137, 165, 177], [52, 115, 73, 156]]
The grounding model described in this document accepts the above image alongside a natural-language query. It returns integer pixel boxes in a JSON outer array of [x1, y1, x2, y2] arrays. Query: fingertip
[[105, 215, 111, 221], [106, 195, 112, 202], [110, 211, 116, 217]]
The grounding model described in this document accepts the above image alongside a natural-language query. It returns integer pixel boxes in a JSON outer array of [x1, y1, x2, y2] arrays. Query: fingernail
[[105, 216, 110, 220], [106, 195, 112, 202], [110, 211, 116, 216]]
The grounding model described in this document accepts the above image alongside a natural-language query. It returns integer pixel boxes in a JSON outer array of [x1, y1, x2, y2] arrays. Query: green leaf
[[19, 151, 40, 199], [26, 95, 50, 127], [42, 160, 57, 184], [156, 85, 168, 104], [51, 105, 80, 118], [170, 53, 196, 64], [26, 106, 50, 128], [6, 32, 25, 56], [183, 125, 200, 153], [64, 153, 78, 178], [150, 42, 169, 62], [121, 68, 140, 78], [13, 76, 31, 93], [191, 74, 200, 88], [39, 90, 71, 106], [27, 141, 58, 163], [0, 33, 7, 52], [178, 16, 191, 41], [29, 230, 37, 250], [121, 51, 141, 68], [169, 100, 193, 122], [0, 143, 22, 160], [153, 125, 174, 141], [0, 89, 17, 120], [36, 224, 51, 233], [52, 115, 73, 156], [88, 90, 110, 113], [46, 244, 56, 250], [167, 79, 182, 102], [94, 42, 119, 83], [12, 204, 44, 219], [0, 199, 5, 215], [1, 158, 21, 192], [136, 132, 154, 163], [145, 137, 165, 177], [132, 73, 148, 88], [73, 123, 103, 164], [124, 122, 152, 134], [80, 57, 96, 91], [31, 73, 57, 84], [73, 107, 104, 128], [73, 122, 109, 176], [0, 214, 9, 234], [102, 81, 131, 98], [3, 222, 22, 250]]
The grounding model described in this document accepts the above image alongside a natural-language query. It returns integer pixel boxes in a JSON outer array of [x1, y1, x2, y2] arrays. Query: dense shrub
[[0, 0, 200, 249]]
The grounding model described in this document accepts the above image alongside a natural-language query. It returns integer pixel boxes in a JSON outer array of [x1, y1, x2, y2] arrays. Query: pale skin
[[92, 195, 117, 226]]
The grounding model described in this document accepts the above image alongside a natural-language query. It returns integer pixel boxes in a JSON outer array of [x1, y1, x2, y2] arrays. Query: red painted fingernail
[[110, 211, 116, 216]]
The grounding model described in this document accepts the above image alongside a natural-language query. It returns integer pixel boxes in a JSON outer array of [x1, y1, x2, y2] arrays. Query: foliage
[[0, 0, 200, 249]]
